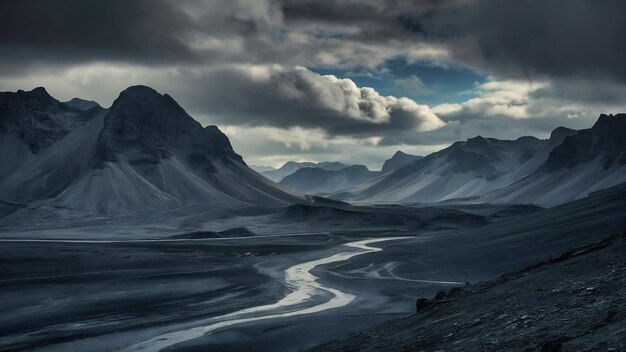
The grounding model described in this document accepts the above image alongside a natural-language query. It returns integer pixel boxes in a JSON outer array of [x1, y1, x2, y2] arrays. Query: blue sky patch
[[311, 58, 485, 106]]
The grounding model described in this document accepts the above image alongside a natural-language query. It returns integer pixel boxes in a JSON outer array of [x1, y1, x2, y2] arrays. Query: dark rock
[[416, 298, 431, 312], [447, 287, 462, 297], [540, 113, 626, 171], [98, 85, 245, 169], [540, 339, 562, 352], [0, 87, 100, 153]]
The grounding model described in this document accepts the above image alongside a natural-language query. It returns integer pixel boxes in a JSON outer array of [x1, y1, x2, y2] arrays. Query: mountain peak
[[15, 86, 58, 104], [392, 150, 408, 157], [467, 135, 487, 142], [381, 150, 422, 173], [30, 86, 50, 96], [108, 85, 195, 126], [118, 85, 160, 97], [99, 86, 245, 169], [592, 113, 626, 134], [64, 97, 100, 111], [549, 126, 576, 140], [540, 113, 626, 172]]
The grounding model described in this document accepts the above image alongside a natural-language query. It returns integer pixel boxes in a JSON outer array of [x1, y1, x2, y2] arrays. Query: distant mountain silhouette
[[261, 160, 349, 182], [279, 165, 377, 195]]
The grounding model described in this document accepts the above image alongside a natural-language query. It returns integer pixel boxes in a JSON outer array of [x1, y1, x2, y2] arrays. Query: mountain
[[63, 98, 100, 111], [380, 151, 422, 173], [478, 114, 626, 206], [331, 130, 575, 204], [261, 161, 349, 182], [0, 86, 305, 212], [278, 165, 377, 195], [0, 87, 102, 178], [331, 114, 626, 207], [250, 165, 276, 173], [275, 151, 422, 194]]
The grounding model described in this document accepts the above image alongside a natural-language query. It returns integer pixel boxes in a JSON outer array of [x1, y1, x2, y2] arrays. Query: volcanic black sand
[[1, 185, 625, 351], [310, 232, 626, 352]]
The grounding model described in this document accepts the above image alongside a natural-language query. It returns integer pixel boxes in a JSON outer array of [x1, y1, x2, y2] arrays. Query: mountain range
[[278, 164, 377, 195], [260, 161, 350, 182], [0, 86, 306, 212], [331, 114, 626, 206], [275, 151, 423, 195], [1, 86, 624, 212]]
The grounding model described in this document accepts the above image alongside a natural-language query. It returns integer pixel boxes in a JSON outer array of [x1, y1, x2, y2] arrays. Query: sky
[[1, 0, 626, 170]]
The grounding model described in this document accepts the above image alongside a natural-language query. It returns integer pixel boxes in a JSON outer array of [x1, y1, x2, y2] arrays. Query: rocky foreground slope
[[311, 232, 626, 352]]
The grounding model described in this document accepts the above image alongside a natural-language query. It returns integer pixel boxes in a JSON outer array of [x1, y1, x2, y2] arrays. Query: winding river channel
[[122, 236, 410, 351]]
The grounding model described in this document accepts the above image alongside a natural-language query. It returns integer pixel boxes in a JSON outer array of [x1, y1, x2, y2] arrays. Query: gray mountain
[[63, 98, 100, 111], [0, 87, 103, 178], [262, 160, 349, 182], [279, 165, 377, 195], [332, 114, 626, 206], [250, 165, 276, 172], [381, 151, 422, 173], [330, 127, 579, 204], [0, 86, 305, 212], [275, 151, 425, 194], [479, 114, 626, 206]]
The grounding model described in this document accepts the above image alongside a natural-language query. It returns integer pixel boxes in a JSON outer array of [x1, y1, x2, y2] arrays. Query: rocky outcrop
[[541, 113, 626, 171], [310, 232, 626, 352], [0, 87, 101, 153], [381, 151, 422, 173]]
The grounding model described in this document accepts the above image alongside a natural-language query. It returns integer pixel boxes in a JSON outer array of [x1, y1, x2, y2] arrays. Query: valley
[[2, 181, 625, 351], [1, 85, 625, 351]]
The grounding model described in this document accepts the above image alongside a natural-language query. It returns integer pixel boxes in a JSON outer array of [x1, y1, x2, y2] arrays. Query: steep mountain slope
[[278, 165, 377, 195], [332, 127, 577, 204], [0, 87, 102, 177], [479, 114, 626, 206], [0, 86, 305, 212], [262, 161, 349, 182], [250, 165, 276, 173], [380, 151, 422, 173]]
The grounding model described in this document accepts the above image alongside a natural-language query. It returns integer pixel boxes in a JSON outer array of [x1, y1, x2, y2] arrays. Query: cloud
[[0, 61, 445, 138], [173, 65, 446, 137], [3, 0, 626, 85], [411, 0, 626, 84], [378, 76, 626, 147], [432, 78, 626, 124], [2, 0, 626, 167], [0, 0, 196, 72], [0, 0, 453, 75], [219, 124, 445, 170]]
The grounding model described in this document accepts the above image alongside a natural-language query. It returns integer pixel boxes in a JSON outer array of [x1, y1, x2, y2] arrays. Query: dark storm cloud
[[0, 0, 290, 73], [2, 0, 625, 164], [4, 0, 625, 83], [0, 0, 196, 70], [455, 0, 626, 83], [282, 0, 626, 83]]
